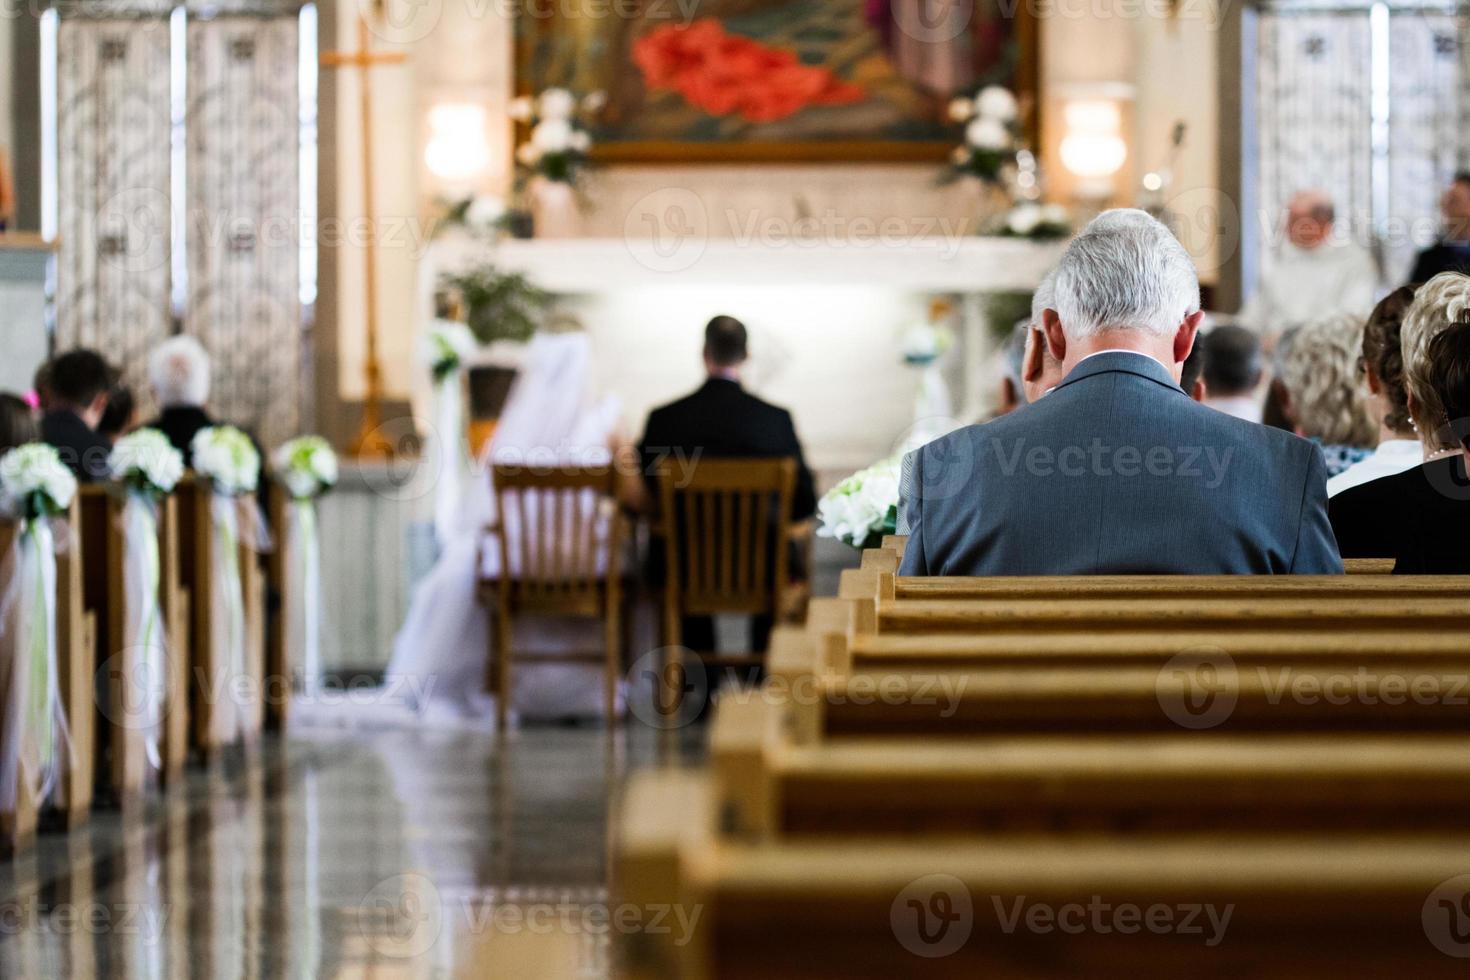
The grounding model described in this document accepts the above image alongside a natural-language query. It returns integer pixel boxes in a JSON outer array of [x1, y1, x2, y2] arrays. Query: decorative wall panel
[[55, 17, 173, 412], [185, 15, 303, 448]]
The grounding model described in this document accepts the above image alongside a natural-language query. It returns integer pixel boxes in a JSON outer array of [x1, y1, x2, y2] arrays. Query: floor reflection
[[0, 725, 703, 978]]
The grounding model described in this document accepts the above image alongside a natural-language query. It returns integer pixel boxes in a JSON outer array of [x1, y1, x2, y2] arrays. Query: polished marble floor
[[0, 725, 705, 978]]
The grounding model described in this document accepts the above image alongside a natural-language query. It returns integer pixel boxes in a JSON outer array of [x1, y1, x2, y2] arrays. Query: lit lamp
[[1059, 94, 1129, 204], [424, 102, 492, 190]]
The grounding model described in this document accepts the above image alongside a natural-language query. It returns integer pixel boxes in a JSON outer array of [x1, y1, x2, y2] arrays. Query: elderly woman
[[1330, 272, 1470, 571], [1328, 285, 1423, 495], [1274, 313, 1378, 478], [144, 336, 217, 466]]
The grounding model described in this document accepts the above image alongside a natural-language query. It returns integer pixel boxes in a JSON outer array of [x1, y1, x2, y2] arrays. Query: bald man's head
[[1286, 191, 1335, 249]]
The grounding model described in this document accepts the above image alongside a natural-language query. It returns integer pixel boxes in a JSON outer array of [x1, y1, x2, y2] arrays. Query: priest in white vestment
[[1239, 191, 1379, 338]]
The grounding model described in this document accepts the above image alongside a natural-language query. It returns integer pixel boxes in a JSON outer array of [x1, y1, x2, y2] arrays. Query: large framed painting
[[515, 0, 1039, 162]]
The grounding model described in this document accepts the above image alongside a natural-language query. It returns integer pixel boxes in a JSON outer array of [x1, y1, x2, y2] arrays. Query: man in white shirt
[[1239, 191, 1379, 337]]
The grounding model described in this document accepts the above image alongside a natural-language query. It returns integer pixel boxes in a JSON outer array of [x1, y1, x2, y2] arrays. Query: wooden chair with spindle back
[[479, 463, 628, 732], [653, 457, 806, 702]]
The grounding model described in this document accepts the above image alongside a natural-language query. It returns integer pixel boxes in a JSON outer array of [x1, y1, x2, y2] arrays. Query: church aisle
[[0, 727, 704, 978]]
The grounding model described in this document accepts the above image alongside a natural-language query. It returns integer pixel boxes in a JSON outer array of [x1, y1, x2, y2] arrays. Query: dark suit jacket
[[637, 377, 816, 519], [1329, 455, 1470, 573], [899, 351, 1343, 576], [1409, 242, 1470, 284], [146, 405, 216, 467], [41, 409, 112, 482]]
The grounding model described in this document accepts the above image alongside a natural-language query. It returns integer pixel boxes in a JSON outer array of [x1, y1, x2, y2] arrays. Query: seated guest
[[0, 392, 38, 453], [97, 384, 137, 445], [1200, 324, 1263, 421], [1328, 286, 1423, 495], [1330, 317, 1470, 572], [146, 336, 216, 465], [637, 315, 816, 652], [1239, 190, 1378, 338], [1274, 314, 1377, 477], [1408, 174, 1470, 283], [899, 208, 1341, 576], [996, 321, 1029, 416], [1181, 335, 1207, 403], [39, 349, 115, 481], [997, 270, 1065, 412], [31, 361, 52, 413]]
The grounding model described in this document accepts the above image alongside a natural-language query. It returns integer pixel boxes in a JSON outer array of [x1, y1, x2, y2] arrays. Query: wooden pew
[[871, 536, 1397, 576], [708, 694, 1470, 837], [54, 498, 96, 828], [77, 488, 190, 801], [619, 771, 1470, 979], [175, 477, 266, 756], [0, 520, 35, 854]]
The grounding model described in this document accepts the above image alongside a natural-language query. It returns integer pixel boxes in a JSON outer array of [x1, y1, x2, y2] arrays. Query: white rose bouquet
[[109, 428, 184, 499], [422, 320, 478, 383], [274, 436, 338, 501], [0, 442, 78, 520], [510, 88, 604, 188], [816, 458, 901, 551], [945, 85, 1021, 185], [191, 426, 260, 497], [996, 201, 1072, 241]]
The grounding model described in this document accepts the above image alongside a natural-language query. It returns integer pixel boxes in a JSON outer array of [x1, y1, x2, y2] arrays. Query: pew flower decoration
[[273, 436, 336, 697], [190, 426, 262, 745], [0, 442, 77, 519], [109, 428, 184, 498], [816, 457, 900, 551], [191, 426, 260, 497], [274, 436, 338, 502], [0, 442, 76, 810], [423, 320, 478, 383], [945, 85, 1021, 185], [106, 428, 183, 772]]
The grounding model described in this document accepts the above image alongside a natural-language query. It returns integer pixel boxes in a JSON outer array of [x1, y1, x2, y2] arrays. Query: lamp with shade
[[1057, 85, 1133, 205]]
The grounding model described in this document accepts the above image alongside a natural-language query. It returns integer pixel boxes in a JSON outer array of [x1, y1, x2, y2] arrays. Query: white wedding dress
[[295, 332, 628, 731]]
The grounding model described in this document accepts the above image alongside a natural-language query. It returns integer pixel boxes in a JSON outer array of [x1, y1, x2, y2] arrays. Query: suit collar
[[1054, 350, 1183, 396], [700, 376, 742, 392]]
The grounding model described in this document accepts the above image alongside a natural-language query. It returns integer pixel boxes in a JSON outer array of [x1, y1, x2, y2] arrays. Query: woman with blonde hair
[[1331, 272, 1470, 571], [1274, 313, 1378, 478]]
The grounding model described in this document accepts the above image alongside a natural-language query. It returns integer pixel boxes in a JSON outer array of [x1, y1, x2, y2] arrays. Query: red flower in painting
[[632, 20, 865, 125]]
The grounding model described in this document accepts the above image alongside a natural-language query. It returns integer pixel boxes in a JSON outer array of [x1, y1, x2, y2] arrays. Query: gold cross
[[321, 14, 408, 459]]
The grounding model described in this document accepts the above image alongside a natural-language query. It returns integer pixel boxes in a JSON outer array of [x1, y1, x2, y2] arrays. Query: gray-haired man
[[899, 209, 1341, 576]]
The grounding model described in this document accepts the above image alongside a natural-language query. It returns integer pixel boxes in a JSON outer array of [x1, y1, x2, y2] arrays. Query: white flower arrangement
[[0, 443, 78, 520], [946, 84, 1022, 185], [816, 457, 901, 551], [996, 200, 1072, 241], [274, 436, 338, 501], [191, 426, 260, 497], [109, 428, 184, 498], [512, 88, 604, 188], [423, 320, 478, 383]]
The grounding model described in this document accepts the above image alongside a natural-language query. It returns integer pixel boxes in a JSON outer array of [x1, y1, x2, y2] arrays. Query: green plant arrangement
[[438, 262, 551, 345]]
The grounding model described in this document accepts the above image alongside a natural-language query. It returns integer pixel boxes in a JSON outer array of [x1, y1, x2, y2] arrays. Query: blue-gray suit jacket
[[898, 351, 1343, 576]]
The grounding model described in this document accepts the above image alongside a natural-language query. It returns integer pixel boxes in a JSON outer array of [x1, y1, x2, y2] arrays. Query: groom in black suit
[[637, 315, 817, 656]]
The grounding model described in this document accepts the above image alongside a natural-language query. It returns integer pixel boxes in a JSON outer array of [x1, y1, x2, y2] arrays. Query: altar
[[424, 236, 1066, 479]]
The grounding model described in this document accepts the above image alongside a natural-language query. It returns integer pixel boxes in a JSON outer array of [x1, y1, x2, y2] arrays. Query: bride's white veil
[[384, 331, 620, 717]]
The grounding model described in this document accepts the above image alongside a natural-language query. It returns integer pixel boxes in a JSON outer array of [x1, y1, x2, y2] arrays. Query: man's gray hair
[[1052, 208, 1200, 339], [148, 335, 211, 408], [1030, 268, 1056, 328]]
